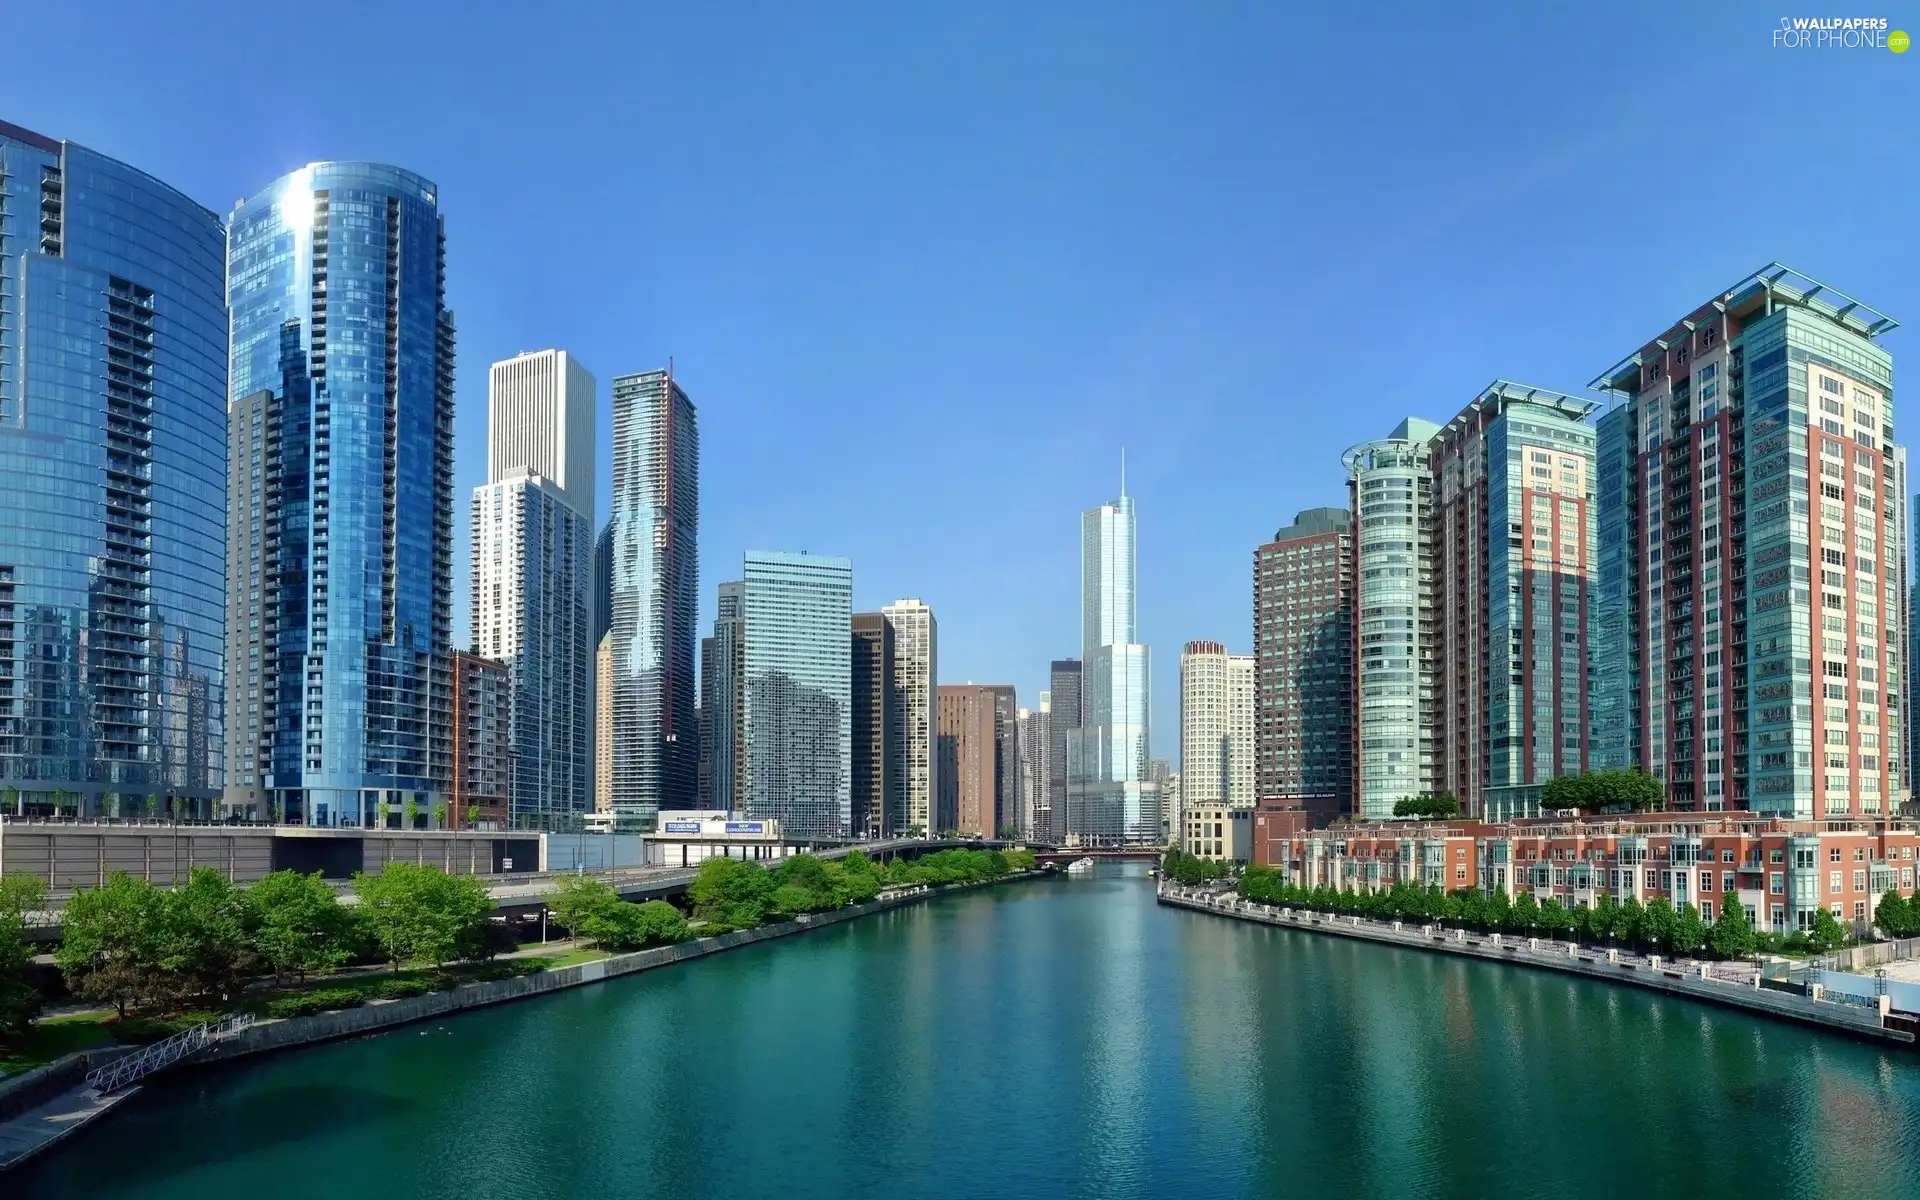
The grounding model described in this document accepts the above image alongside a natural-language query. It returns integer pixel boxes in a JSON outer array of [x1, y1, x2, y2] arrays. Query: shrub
[[266, 988, 367, 1020]]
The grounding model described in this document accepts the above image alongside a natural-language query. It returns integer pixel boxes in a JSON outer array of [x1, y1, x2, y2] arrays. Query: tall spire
[[1120, 447, 1127, 501]]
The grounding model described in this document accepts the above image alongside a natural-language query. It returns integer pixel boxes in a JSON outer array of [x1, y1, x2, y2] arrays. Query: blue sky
[[5, 2, 1916, 766]]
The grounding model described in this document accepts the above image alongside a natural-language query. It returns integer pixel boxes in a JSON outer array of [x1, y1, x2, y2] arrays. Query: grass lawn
[[0, 1011, 116, 1076], [522, 948, 609, 970]]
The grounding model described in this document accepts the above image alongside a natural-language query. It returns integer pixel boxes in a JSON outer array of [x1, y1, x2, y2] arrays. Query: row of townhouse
[[1251, 806, 1920, 935]]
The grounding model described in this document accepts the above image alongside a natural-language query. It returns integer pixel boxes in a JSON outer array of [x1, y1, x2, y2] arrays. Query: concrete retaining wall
[[0, 1046, 136, 1121], [201, 876, 1025, 1066], [1160, 890, 1915, 1049]]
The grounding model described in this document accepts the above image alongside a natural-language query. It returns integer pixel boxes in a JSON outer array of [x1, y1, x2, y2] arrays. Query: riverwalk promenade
[[0, 873, 1034, 1173], [1158, 885, 1917, 1048]]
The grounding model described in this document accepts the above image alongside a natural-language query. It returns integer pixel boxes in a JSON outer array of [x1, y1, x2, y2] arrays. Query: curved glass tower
[[0, 120, 227, 818], [226, 163, 454, 826], [1344, 418, 1438, 820]]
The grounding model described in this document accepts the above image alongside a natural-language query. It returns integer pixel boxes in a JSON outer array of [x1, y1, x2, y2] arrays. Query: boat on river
[[1066, 857, 1095, 875]]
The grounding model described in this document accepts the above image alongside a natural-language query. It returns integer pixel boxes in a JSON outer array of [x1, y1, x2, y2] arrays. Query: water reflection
[[19, 864, 1920, 1200]]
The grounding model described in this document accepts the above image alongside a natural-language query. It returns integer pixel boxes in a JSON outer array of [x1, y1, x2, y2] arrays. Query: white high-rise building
[[1180, 641, 1255, 809], [882, 598, 939, 836], [471, 352, 598, 828], [1068, 465, 1156, 845], [489, 350, 597, 517]]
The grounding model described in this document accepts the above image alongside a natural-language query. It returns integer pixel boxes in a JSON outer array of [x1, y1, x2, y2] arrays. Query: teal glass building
[[225, 163, 454, 826], [0, 119, 227, 817], [741, 551, 852, 839]]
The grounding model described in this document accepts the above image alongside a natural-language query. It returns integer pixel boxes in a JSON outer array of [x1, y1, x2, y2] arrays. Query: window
[[1830, 870, 1843, 895]]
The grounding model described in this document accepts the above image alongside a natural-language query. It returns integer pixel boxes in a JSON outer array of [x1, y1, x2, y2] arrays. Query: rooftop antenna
[[1120, 447, 1127, 501]]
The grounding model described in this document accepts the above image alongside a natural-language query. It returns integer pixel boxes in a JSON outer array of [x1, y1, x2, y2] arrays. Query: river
[[18, 863, 1920, 1198]]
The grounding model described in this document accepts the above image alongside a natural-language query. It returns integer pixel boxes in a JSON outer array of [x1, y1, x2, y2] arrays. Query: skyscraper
[[938, 684, 1000, 838], [742, 551, 852, 838], [990, 684, 1018, 837], [227, 162, 454, 826], [882, 598, 938, 836], [1592, 265, 1901, 822], [1254, 508, 1353, 825], [610, 369, 700, 820], [1344, 418, 1440, 820], [1180, 641, 1255, 809], [1046, 659, 1082, 843], [851, 612, 897, 838], [702, 581, 745, 812], [1430, 383, 1597, 820], [471, 352, 594, 829], [0, 121, 228, 819], [489, 351, 596, 516], [1018, 702, 1050, 838], [1068, 472, 1155, 844], [471, 469, 592, 827]]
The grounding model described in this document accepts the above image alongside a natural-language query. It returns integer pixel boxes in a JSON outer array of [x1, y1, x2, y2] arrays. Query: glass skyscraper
[[0, 120, 227, 818], [226, 162, 455, 826], [609, 369, 699, 818], [1068, 476, 1156, 845], [742, 551, 852, 839]]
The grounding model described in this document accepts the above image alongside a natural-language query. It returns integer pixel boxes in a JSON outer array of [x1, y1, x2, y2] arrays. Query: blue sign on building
[[664, 821, 703, 834], [725, 822, 766, 835]]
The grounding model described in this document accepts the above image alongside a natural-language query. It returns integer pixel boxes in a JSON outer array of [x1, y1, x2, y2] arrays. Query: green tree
[[1642, 896, 1681, 953], [1509, 890, 1540, 933], [630, 900, 689, 946], [1617, 897, 1646, 947], [688, 857, 773, 928], [1808, 907, 1848, 954], [403, 796, 421, 830], [546, 875, 621, 934], [0, 874, 45, 1036], [165, 868, 255, 1003], [1672, 903, 1707, 957], [352, 863, 492, 968], [56, 872, 170, 1017], [246, 870, 354, 983], [1709, 892, 1756, 960], [1875, 889, 1912, 939]]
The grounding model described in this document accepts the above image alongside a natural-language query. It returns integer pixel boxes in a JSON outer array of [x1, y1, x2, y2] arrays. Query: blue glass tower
[[1067, 468, 1156, 845], [226, 163, 454, 826], [0, 119, 228, 818]]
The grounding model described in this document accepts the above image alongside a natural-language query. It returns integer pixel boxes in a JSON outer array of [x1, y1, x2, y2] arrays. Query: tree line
[[1235, 867, 1851, 958], [684, 848, 1033, 931], [0, 845, 1040, 1043]]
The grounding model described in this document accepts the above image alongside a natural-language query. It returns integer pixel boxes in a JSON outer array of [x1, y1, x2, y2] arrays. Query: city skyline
[[14, 6, 1912, 748]]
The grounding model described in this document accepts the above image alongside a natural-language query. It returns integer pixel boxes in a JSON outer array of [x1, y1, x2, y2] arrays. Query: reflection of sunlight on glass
[[276, 168, 315, 233]]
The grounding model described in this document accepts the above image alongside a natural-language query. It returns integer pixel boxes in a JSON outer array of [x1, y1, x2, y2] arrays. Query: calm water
[[21, 864, 1920, 1199]]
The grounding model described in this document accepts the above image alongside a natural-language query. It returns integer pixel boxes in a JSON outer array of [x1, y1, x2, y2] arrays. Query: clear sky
[[5, 2, 1916, 768]]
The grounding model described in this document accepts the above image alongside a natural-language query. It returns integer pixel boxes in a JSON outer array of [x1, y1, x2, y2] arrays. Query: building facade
[[447, 650, 511, 828], [1046, 659, 1082, 843], [1018, 703, 1049, 838], [471, 469, 592, 827], [1431, 383, 1598, 821], [1344, 419, 1440, 821], [991, 684, 1019, 838], [0, 121, 229, 819], [1254, 508, 1353, 826], [701, 581, 745, 813], [595, 634, 611, 812], [1257, 812, 1920, 937], [742, 551, 852, 839], [851, 612, 897, 838], [1068, 481, 1156, 844], [1179, 641, 1255, 810], [1592, 265, 1900, 819], [488, 350, 595, 516], [882, 598, 938, 836], [1183, 803, 1251, 863], [609, 369, 700, 820], [938, 684, 1000, 838], [227, 161, 454, 826]]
